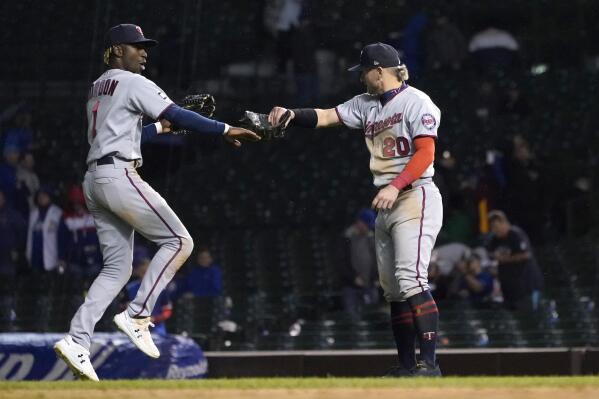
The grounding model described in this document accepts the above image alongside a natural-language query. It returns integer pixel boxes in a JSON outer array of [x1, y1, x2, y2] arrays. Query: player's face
[[360, 67, 384, 95], [120, 44, 148, 74]]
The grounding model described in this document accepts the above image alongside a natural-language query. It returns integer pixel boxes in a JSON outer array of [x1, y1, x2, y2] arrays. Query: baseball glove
[[171, 94, 216, 135], [238, 110, 291, 141]]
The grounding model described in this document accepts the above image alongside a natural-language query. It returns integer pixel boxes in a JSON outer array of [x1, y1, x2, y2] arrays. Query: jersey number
[[91, 101, 100, 139], [382, 137, 410, 157]]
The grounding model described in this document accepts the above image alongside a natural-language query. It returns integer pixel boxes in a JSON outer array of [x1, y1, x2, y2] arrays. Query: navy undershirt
[[379, 82, 408, 107]]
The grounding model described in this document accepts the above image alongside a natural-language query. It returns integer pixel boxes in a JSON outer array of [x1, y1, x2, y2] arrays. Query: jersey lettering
[[88, 79, 119, 99], [91, 101, 99, 139], [335, 86, 441, 186]]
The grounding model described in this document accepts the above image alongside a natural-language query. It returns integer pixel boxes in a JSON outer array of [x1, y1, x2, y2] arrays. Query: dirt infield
[[2, 377, 599, 399], [2, 387, 599, 399]]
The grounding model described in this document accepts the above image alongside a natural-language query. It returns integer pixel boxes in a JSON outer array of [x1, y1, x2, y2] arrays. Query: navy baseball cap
[[348, 42, 401, 71], [104, 24, 158, 48]]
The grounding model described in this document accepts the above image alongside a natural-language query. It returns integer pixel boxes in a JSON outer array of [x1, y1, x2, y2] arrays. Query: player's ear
[[112, 45, 124, 57]]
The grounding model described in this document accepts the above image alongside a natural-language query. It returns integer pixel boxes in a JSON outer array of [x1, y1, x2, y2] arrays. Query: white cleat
[[53, 335, 100, 382], [113, 311, 160, 358]]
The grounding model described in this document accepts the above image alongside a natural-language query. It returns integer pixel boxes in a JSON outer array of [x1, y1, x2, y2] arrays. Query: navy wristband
[[290, 108, 318, 128]]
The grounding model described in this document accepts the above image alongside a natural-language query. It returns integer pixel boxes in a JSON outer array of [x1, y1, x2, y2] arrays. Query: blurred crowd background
[[0, 0, 598, 350]]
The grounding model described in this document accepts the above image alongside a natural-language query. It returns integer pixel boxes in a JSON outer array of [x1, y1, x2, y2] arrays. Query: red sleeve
[[389, 137, 435, 190]]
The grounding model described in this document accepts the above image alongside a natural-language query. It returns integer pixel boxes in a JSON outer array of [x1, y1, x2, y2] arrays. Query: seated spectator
[[122, 256, 172, 336], [431, 242, 471, 276], [0, 189, 26, 281], [338, 209, 379, 320], [61, 185, 102, 287], [450, 253, 494, 304], [428, 242, 471, 300], [486, 210, 544, 311], [178, 247, 223, 298], [26, 186, 66, 275]]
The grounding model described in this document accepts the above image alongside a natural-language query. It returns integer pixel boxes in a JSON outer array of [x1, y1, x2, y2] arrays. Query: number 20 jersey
[[335, 84, 441, 188]]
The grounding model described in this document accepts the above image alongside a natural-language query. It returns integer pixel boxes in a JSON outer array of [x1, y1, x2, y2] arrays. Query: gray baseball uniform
[[335, 84, 443, 301], [68, 69, 193, 350]]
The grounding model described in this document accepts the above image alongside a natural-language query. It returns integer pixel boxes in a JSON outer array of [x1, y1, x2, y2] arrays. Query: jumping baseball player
[[53, 24, 259, 381], [267, 43, 443, 376]]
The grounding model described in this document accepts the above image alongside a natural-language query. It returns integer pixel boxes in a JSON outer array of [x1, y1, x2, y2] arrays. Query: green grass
[[1, 376, 599, 390]]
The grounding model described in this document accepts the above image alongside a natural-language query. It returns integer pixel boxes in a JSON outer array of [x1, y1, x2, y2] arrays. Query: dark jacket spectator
[[0, 189, 27, 279], [486, 210, 544, 311]]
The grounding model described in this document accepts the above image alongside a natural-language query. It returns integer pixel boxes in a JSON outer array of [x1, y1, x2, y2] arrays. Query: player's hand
[[268, 106, 295, 127], [371, 185, 400, 210], [224, 126, 261, 147], [159, 119, 171, 133]]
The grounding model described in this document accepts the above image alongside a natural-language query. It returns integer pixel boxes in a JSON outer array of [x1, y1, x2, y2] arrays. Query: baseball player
[[53, 24, 259, 381], [268, 43, 443, 377]]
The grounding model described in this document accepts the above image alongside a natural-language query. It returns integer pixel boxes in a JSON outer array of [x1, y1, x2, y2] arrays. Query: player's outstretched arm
[[268, 107, 341, 129], [162, 104, 260, 145]]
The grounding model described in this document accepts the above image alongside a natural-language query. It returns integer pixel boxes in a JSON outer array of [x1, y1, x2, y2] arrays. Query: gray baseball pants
[[69, 160, 193, 350], [375, 182, 443, 302]]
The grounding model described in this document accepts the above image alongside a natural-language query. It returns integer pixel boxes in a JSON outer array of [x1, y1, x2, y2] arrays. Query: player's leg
[[57, 174, 134, 381], [68, 180, 135, 350], [390, 184, 443, 372], [107, 168, 193, 319], [375, 212, 417, 374]]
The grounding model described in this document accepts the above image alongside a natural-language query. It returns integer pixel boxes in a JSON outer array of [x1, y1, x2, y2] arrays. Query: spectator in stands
[[291, 14, 319, 104], [431, 242, 471, 277], [26, 186, 66, 275], [426, 14, 467, 71], [0, 144, 22, 208], [450, 253, 494, 304], [122, 256, 172, 336], [399, 10, 429, 77], [468, 24, 520, 73], [1, 109, 33, 153], [428, 242, 471, 300], [486, 210, 544, 311], [61, 185, 102, 287], [339, 209, 379, 320], [504, 135, 543, 241], [264, 0, 304, 73], [15, 151, 39, 214], [0, 189, 27, 281], [178, 247, 223, 298]]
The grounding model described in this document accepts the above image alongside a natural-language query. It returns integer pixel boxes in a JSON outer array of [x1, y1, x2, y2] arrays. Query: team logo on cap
[[135, 25, 143, 35], [421, 113, 436, 130]]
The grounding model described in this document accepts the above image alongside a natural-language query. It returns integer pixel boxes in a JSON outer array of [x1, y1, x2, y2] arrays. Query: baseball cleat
[[382, 364, 415, 378], [412, 361, 442, 377], [113, 311, 160, 358], [53, 335, 99, 382]]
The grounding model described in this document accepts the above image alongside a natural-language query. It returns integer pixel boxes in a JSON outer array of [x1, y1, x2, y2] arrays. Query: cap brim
[[347, 64, 363, 72], [129, 39, 159, 48]]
